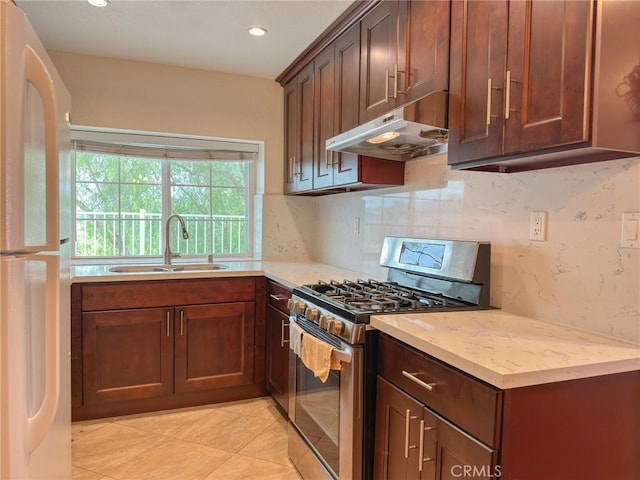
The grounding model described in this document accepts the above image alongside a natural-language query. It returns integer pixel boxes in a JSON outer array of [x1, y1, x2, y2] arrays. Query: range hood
[[326, 91, 449, 161]]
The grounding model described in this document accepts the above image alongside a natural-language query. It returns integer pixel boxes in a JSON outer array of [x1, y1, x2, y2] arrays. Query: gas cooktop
[[291, 236, 492, 324], [298, 278, 472, 315]]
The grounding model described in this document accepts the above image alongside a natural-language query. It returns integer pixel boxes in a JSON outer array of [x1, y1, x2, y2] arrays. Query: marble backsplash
[[262, 155, 640, 344]]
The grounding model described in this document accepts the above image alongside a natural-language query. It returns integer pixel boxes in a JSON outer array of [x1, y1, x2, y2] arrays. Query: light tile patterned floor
[[72, 397, 302, 480]]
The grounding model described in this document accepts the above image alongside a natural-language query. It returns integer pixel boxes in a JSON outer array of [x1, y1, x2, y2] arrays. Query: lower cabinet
[[71, 277, 267, 420], [174, 302, 255, 393], [82, 307, 174, 405], [374, 376, 496, 480], [374, 333, 498, 480], [265, 280, 292, 413], [374, 333, 640, 480]]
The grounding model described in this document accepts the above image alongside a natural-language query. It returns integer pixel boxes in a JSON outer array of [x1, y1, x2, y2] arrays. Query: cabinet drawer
[[378, 333, 501, 447], [81, 277, 256, 311], [267, 281, 292, 314]]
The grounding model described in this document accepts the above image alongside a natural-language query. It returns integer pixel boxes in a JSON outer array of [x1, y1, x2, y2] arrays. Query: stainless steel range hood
[[326, 91, 449, 161]]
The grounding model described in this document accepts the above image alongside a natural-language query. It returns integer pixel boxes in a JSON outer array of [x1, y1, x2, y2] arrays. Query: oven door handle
[[332, 347, 352, 364]]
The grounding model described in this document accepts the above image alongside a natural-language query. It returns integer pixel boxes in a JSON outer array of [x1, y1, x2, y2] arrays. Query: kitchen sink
[[109, 263, 229, 273]]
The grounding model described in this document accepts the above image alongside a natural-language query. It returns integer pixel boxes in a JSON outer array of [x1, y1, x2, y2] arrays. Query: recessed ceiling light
[[248, 26, 268, 37], [88, 0, 110, 7]]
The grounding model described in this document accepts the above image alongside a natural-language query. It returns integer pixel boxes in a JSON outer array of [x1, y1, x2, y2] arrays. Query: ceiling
[[15, 0, 355, 80]]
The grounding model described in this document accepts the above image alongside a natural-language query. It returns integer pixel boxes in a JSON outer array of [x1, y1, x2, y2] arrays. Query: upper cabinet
[[313, 25, 361, 190], [359, 0, 450, 123], [448, 0, 640, 172], [283, 15, 406, 195], [284, 64, 314, 194]]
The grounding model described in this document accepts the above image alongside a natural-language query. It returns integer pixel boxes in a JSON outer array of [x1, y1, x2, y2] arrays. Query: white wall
[[313, 154, 640, 343], [48, 51, 284, 195]]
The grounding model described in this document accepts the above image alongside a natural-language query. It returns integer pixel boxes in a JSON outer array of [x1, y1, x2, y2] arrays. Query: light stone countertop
[[71, 260, 380, 290], [72, 261, 640, 390], [371, 310, 640, 390]]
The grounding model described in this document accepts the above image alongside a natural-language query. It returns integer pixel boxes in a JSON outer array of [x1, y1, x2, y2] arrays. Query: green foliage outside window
[[75, 151, 249, 258]]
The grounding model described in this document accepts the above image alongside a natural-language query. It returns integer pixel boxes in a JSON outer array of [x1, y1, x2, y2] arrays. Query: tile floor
[[72, 397, 302, 480]]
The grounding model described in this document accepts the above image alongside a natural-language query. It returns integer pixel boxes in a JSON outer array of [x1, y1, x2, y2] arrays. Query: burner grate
[[302, 278, 468, 313]]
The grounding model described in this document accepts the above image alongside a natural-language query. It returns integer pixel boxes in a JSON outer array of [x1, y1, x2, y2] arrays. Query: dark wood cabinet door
[[265, 304, 290, 412], [360, 1, 399, 123], [284, 64, 314, 194], [82, 307, 174, 405], [296, 63, 315, 192], [434, 413, 497, 480], [283, 79, 298, 194], [398, 0, 450, 105], [313, 44, 336, 190], [333, 23, 360, 186], [504, 0, 591, 154], [373, 376, 424, 480], [448, 0, 508, 166], [174, 302, 255, 393]]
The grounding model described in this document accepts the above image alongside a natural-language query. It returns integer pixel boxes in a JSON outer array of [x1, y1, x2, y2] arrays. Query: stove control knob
[[327, 319, 345, 336], [305, 308, 319, 321], [291, 300, 306, 315], [319, 314, 333, 329]]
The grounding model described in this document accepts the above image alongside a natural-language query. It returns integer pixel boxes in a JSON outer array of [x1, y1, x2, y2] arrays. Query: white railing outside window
[[76, 210, 247, 257]]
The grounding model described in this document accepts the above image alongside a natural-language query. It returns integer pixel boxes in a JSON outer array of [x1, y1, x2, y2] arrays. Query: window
[[72, 128, 258, 260]]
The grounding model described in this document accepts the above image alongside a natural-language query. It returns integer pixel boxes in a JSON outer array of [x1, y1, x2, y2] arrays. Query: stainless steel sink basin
[[109, 263, 229, 273]]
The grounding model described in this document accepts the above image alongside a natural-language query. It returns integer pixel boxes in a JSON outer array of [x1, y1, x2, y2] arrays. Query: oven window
[[293, 355, 340, 476]]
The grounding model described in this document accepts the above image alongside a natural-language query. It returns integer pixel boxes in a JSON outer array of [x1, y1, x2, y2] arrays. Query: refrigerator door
[[0, 1, 71, 478], [0, 254, 70, 480], [1, 0, 59, 255]]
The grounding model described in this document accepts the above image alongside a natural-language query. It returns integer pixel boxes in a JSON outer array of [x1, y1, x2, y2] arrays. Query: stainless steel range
[[287, 237, 491, 480]]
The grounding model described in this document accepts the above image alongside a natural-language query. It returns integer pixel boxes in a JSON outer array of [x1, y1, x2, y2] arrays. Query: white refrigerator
[[0, 0, 72, 478]]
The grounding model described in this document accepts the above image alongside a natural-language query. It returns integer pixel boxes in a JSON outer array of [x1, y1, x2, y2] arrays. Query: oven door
[[288, 317, 363, 480]]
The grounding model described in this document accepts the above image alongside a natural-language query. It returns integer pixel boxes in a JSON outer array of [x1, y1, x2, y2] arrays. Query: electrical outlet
[[621, 212, 639, 248], [353, 217, 361, 235], [530, 211, 547, 241]]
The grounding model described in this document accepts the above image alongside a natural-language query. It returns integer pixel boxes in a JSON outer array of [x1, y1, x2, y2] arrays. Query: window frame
[[70, 126, 258, 261]]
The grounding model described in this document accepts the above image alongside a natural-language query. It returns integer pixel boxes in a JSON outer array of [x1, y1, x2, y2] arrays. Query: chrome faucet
[[163, 214, 190, 265]]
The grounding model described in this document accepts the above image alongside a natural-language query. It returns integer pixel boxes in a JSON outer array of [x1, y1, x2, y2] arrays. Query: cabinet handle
[[384, 68, 391, 102], [180, 310, 184, 336], [486, 78, 492, 125], [504, 70, 519, 119], [166, 311, 170, 337], [404, 409, 418, 458], [281, 320, 290, 348], [402, 370, 436, 391], [325, 149, 334, 168], [394, 63, 406, 97], [418, 419, 435, 472], [293, 156, 302, 177], [270, 294, 288, 301], [487, 77, 505, 125], [392, 64, 398, 99], [385, 65, 401, 101], [288, 157, 294, 179]]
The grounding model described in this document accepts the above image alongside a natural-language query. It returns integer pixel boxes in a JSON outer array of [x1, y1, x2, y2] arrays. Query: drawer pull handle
[[402, 370, 436, 392], [404, 409, 418, 458], [281, 321, 290, 347], [270, 294, 288, 301]]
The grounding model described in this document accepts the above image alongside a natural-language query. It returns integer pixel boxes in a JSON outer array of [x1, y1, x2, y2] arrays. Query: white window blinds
[[72, 127, 259, 161]]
